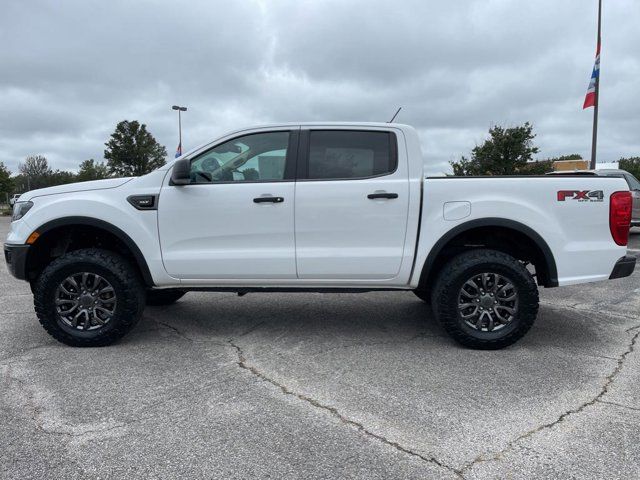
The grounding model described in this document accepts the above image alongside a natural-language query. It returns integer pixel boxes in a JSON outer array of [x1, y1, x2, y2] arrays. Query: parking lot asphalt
[[1, 215, 639, 479]]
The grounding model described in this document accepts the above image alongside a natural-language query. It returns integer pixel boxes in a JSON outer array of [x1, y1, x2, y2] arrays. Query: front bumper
[[609, 255, 636, 280], [3, 244, 30, 281]]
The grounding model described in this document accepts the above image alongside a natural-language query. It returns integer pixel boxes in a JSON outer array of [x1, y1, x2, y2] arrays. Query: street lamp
[[172, 105, 187, 157]]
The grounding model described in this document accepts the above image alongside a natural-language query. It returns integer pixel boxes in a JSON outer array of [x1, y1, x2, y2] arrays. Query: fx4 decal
[[557, 190, 604, 202]]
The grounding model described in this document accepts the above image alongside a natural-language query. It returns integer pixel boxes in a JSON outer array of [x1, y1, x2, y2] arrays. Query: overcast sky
[[1, 0, 639, 175]]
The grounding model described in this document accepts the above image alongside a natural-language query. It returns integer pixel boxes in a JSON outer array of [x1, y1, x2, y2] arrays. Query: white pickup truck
[[4, 123, 636, 349]]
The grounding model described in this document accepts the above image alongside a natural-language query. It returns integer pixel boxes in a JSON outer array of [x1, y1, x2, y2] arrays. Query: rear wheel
[[431, 249, 539, 349], [146, 289, 186, 306], [33, 248, 145, 347]]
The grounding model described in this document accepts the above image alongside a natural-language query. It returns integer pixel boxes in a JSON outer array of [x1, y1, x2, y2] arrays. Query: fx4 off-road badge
[[557, 190, 604, 202]]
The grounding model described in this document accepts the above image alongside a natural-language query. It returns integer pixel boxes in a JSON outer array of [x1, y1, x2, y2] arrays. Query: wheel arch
[[418, 218, 558, 292], [26, 216, 154, 287]]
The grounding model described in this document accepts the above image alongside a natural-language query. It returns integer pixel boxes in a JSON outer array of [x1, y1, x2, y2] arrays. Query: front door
[[158, 129, 298, 280], [294, 128, 410, 280]]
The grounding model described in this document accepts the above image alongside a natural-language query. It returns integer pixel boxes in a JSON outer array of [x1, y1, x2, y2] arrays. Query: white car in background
[[9, 194, 21, 207]]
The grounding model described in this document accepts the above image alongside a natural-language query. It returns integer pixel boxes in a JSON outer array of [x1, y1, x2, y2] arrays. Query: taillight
[[610, 191, 632, 246]]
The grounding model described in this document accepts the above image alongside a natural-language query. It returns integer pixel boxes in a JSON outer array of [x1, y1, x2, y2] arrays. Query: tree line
[[2, 120, 639, 202], [1, 120, 167, 200], [449, 122, 640, 178]]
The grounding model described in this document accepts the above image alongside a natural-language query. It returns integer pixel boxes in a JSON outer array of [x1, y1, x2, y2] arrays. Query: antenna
[[388, 107, 402, 123]]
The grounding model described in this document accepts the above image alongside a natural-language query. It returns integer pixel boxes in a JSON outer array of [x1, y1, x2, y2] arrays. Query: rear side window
[[624, 173, 640, 190], [307, 130, 396, 180]]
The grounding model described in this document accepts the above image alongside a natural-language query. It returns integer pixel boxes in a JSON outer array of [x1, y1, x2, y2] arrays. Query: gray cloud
[[1, 0, 639, 176]]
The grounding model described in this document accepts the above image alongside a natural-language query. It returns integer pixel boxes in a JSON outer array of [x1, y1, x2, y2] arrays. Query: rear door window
[[306, 130, 396, 180]]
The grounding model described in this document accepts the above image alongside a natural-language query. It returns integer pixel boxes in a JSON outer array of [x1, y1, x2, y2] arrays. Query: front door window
[[190, 131, 290, 183]]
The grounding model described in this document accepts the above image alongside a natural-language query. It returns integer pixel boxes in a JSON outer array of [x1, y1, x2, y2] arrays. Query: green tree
[[50, 170, 77, 185], [450, 123, 539, 176], [15, 155, 80, 190], [0, 162, 14, 201], [520, 160, 553, 175], [550, 154, 583, 161], [619, 157, 640, 179], [520, 154, 584, 175], [18, 155, 53, 190], [77, 159, 110, 182], [104, 120, 167, 176]]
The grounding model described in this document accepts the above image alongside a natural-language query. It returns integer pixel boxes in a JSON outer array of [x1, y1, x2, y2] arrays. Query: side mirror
[[171, 158, 191, 185]]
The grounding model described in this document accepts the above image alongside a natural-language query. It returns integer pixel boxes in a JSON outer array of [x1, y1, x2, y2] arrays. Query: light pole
[[172, 105, 187, 157]]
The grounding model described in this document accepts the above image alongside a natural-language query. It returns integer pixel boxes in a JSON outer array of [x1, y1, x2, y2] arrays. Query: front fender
[[11, 190, 176, 286]]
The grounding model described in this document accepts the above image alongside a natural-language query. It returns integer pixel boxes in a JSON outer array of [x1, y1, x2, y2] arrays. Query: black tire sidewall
[[433, 250, 539, 349], [35, 249, 144, 346]]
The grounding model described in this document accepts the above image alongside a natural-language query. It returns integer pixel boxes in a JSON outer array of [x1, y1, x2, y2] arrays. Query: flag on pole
[[583, 43, 600, 109], [175, 142, 182, 158]]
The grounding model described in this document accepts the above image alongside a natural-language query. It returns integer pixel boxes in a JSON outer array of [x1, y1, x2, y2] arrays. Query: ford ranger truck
[[4, 123, 636, 349]]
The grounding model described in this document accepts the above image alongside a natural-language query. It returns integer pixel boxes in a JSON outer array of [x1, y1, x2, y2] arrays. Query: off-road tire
[[146, 289, 186, 306], [33, 248, 145, 347], [431, 249, 539, 350]]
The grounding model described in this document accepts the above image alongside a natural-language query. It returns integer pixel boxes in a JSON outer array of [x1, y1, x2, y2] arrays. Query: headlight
[[12, 201, 33, 222]]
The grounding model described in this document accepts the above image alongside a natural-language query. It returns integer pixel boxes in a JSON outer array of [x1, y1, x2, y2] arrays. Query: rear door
[[294, 128, 409, 280]]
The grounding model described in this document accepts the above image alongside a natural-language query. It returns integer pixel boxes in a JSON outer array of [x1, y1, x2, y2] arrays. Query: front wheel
[[431, 249, 539, 350], [33, 248, 145, 347]]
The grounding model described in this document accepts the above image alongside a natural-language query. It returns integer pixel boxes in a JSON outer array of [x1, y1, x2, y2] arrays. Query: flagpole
[[589, 0, 602, 170]]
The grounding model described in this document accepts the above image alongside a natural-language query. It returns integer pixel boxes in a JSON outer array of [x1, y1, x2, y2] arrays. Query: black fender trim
[[609, 255, 636, 279], [4, 243, 30, 280], [31, 216, 155, 286], [419, 218, 559, 288]]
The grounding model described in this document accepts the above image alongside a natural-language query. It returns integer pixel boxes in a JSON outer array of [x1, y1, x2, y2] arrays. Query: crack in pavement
[[2, 358, 222, 441], [459, 327, 640, 475], [227, 339, 463, 478], [580, 352, 619, 361], [0, 343, 57, 364], [152, 319, 195, 342], [237, 321, 266, 338], [2, 363, 128, 439], [151, 318, 265, 346], [541, 301, 640, 324], [313, 332, 439, 355], [597, 399, 640, 412]]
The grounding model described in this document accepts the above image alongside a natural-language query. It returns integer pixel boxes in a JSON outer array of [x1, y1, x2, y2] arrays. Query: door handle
[[367, 192, 398, 200], [253, 196, 284, 203]]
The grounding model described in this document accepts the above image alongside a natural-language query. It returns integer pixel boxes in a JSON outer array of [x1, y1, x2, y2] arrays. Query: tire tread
[[431, 249, 539, 350], [33, 248, 145, 347]]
